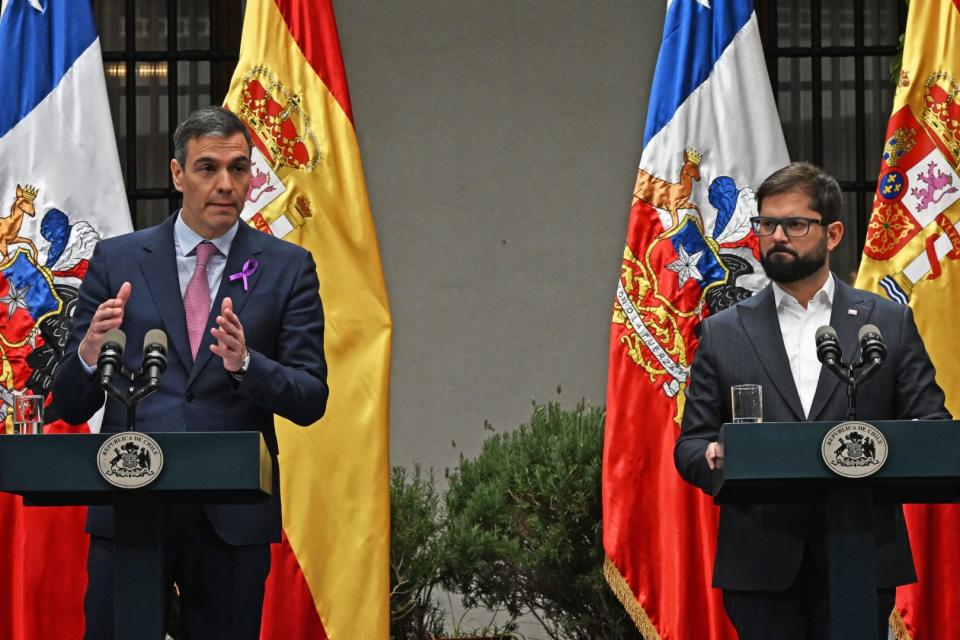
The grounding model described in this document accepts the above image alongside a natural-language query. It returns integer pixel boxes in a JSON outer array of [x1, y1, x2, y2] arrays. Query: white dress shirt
[[771, 274, 835, 418]]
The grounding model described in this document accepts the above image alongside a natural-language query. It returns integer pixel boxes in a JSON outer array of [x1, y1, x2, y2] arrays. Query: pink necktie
[[184, 241, 216, 360]]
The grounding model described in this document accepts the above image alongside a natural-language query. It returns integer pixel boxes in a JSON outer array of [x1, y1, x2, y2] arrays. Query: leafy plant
[[391, 464, 521, 639], [439, 402, 637, 640], [391, 464, 447, 640]]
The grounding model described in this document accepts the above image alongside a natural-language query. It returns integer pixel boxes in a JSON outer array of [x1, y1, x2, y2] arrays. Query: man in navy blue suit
[[53, 106, 328, 639]]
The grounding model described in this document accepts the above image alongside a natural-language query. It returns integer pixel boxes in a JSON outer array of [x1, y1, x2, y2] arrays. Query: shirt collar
[[771, 272, 835, 310], [174, 210, 239, 257]]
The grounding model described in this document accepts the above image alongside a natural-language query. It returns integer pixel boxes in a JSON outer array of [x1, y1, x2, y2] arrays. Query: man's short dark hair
[[173, 106, 253, 167], [756, 161, 843, 224]]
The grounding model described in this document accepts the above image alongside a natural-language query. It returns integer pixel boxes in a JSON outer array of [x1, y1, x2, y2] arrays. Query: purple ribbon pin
[[229, 259, 259, 291]]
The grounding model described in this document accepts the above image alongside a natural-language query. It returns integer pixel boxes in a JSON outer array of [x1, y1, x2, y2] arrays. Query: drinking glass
[[731, 384, 762, 423], [13, 394, 43, 435]]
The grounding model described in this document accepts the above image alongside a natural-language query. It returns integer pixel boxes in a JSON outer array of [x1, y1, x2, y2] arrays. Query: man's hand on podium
[[706, 441, 724, 470]]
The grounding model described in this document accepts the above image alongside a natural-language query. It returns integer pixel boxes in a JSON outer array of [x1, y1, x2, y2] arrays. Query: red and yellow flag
[[856, 2, 960, 638], [223, 2, 391, 638]]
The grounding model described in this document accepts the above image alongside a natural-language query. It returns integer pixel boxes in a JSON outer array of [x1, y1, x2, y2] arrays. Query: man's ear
[[826, 220, 844, 251], [170, 158, 185, 193]]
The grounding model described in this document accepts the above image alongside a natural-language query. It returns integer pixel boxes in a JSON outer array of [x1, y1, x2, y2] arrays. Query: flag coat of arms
[[0, 0, 131, 638], [223, 1, 392, 638], [856, 2, 960, 638], [603, 1, 788, 637]]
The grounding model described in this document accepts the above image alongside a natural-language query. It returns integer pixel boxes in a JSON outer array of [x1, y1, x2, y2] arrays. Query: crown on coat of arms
[[684, 148, 702, 166], [882, 127, 918, 168], [18, 184, 39, 202], [239, 65, 321, 172], [921, 71, 960, 166]]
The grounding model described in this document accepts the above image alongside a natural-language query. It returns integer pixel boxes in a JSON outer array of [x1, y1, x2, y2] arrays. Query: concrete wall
[[336, 1, 666, 474]]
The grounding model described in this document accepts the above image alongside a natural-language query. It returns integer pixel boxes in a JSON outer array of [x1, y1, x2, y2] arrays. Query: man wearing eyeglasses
[[675, 162, 949, 639]]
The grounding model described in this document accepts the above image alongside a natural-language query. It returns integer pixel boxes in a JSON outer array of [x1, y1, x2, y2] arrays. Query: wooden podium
[[714, 420, 960, 640], [0, 431, 272, 640]]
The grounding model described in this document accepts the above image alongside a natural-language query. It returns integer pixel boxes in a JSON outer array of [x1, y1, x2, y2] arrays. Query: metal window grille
[[756, 0, 907, 278], [94, 0, 243, 230]]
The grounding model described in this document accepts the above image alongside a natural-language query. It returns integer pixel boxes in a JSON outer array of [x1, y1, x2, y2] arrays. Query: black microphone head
[[815, 325, 842, 364], [858, 323, 886, 364], [858, 323, 882, 343], [143, 329, 168, 354], [103, 328, 126, 352], [816, 325, 839, 343]]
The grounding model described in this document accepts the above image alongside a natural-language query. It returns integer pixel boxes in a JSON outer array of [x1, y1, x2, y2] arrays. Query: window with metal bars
[[756, 0, 908, 279], [93, 0, 243, 231]]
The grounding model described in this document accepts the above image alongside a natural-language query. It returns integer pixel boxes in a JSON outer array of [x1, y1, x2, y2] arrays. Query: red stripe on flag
[[1, 417, 91, 639], [273, 0, 353, 122], [898, 504, 960, 640], [604, 200, 737, 639], [260, 531, 329, 640], [0, 492, 88, 640]]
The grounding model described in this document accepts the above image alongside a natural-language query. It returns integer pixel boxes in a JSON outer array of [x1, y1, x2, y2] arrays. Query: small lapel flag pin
[[848, 308, 858, 316]]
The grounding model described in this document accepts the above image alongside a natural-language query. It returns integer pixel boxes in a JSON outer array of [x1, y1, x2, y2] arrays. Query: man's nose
[[215, 168, 234, 191]]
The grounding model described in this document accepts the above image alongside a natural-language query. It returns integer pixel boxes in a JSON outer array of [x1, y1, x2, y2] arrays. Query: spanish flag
[[855, 2, 960, 638], [223, 2, 391, 638]]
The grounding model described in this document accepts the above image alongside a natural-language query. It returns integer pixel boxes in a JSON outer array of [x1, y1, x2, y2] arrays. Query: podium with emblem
[[714, 419, 960, 640], [0, 431, 271, 640]]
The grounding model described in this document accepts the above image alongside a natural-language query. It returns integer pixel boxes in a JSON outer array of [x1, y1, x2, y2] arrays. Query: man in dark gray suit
[[675, 162, 949, 639]]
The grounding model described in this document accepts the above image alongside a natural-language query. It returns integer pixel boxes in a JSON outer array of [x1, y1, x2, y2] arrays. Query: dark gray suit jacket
[[52, 213, 329, 546], [675, 277, 949, 591]]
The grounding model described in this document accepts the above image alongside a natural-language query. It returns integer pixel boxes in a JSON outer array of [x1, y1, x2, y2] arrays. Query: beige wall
[[335, 1, 667, 473]]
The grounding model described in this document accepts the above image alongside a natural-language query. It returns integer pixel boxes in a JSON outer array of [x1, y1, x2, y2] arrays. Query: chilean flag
[[0, 1, 131, 638], [603, 1, 789, 638]]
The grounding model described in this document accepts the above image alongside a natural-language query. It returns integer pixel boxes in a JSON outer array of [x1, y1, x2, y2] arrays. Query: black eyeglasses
[[749, 216, 828, 238]]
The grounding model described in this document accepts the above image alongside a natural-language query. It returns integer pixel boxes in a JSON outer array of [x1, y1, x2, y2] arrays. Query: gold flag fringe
[[890, 608, 913, 640], [604, 555, 661, 640]]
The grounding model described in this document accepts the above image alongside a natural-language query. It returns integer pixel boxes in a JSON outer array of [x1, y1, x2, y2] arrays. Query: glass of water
[[13, 394, 43, 435], [731, 384, 762, 423]]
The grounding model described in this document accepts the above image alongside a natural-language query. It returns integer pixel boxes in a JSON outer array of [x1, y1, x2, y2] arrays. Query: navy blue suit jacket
[[53, 213, 328, 545], [675, 278, 949, 591]]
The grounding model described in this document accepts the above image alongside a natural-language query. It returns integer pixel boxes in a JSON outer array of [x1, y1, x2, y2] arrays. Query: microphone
[[857, 324, 886, 367], [128, 329, 168, 405], [141, 329, 168, 382], [815, 325, 843, 369], [98, 329, 126, 387]]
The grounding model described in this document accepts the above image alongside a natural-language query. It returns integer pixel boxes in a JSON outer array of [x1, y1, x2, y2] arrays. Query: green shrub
[[390, 464, 447, 640], [439, 402, 637, 640]]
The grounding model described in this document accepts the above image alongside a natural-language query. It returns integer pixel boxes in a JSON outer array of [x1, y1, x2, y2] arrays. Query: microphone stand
[[100, 362, 163, 431], [824, 356, 882, 421], [846, 377, 858, 421]]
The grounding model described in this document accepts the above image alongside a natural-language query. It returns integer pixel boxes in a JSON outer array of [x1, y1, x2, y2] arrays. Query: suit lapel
[[187, 222, 265, 387], [807, 279, 875, 420], [736, 287, 805, 421], [139, 215, 192, 371]]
